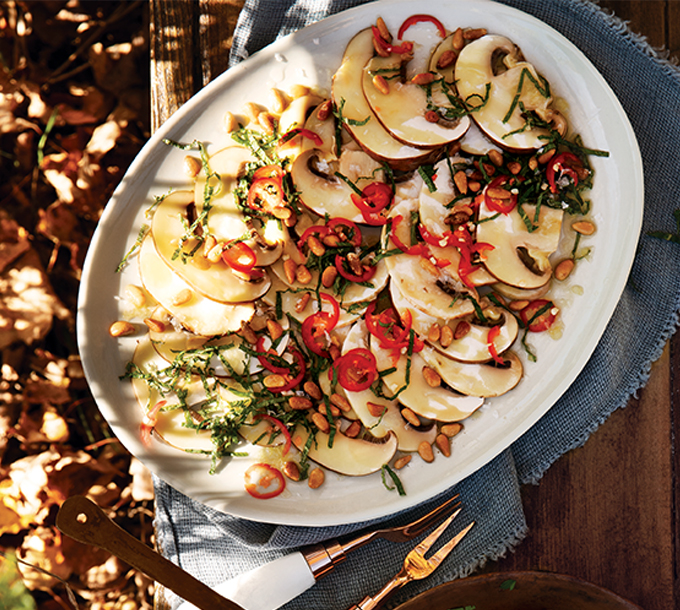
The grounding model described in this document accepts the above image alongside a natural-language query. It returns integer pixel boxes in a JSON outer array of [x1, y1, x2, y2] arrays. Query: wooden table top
[[149, 3, 680, 610]]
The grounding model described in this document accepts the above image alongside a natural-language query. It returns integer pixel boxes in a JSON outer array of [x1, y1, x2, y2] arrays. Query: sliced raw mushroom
[[420, 347, 523, 398], [151, 190, 271, 303], [139, 234, 255, 336], [292, 426, 398, 476], [362, 54, 470, 149], [291, 147, 385, 222], [331, 28, 438, 171], [476, 195, 563, 289], [389, 281, 518, 363], [341, 321, 437, 451], [455, 34, 563, 151]]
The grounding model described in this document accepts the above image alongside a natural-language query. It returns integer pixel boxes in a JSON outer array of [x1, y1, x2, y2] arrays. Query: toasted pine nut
[[507, 161, 522, 175], [289, 396, 313, 410], [418, 441, 435, 463], [487, 149, 504, 167], [263, 374, 286, 389], [144, 318, 166, 333], [282, 461, 300, 481], [468, 180, 481, 192], [373, 74, 389, 95], [322, 266, 338, 288], [394, 455, 412, 470], [528, 156, 539, 171], [269, 88, 288, 113], [439, 324, 454, 348], [435, 433, 451, 457], [224, 111, 237, 133], [307, 236, 326, 257], [572, 220, 596, 235], [367, 402, 387, 417], [124, 284, 146, 308], [330, 393, 351, 412], [441, 422, 463, 438], [203, 234, 217, 257], [422, 366, 441, 388], [401, 407, 421, 427], [344, 420, 362, 438], [554, 258, 575, 281], [170, 288, 193, 306], [258, 112, 276, 134], [308, 468, 325, 489], [303, 380, 323, 400], [509, 299, 530, 311], [453, 170, 468, 194], [296, 265, 313, 285], [452, 27, 464, 50], [271, 206, 292, 220], [266, 319, 284, 341], [437, 49, 456, 69], [289, 84, 310, 99], [283, 259, 297, 284], [243, 101, 261, 123], [183, 155, 202, 178], [463, 27, 487, 40], [319, 402, 341, 418], [537, 148, 556, 165], [322, 233, 341, 247], [109, 320, 135, 337], [376, 16, 391, 42], [312, 412, 330, 434], [412, 72, 435, 85], [316, 100, 332, 121], [419, 257, 439, 276], [453, 320, 470, 340], [487, 187, 512, 200], [427, 323, 441, 343], [295, 292, 311, 313]]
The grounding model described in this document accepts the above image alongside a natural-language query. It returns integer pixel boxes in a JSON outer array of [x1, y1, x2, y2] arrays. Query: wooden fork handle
[[57, 495, 244, 610]]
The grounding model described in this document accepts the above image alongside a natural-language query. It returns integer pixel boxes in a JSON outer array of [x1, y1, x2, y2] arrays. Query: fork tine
[[411, 507, 462, 556], [400, 495, 461, 538], [426, 520, 475, 570]]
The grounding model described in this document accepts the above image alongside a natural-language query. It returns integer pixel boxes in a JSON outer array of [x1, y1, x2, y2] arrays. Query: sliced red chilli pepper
[[351, 193, 389, 226], [222, 241, 257, 274], [520, 299, 559, 332], [398, 14, 446, 39], [140, 400, 166, 447], [484, 175, 517, 214], [486, 326, 505, 366], [253, 413, 292, 456], [327, 217, 362, 246], [252, 164, 284, 182], [244, 463, 286, 499], [390, 215, 427, 256], [300, 295, 339, 357], [331, 348, 378, 392], [268, 348, 306, 392], [366, 304, 423, 352], [546, 152, 581, 194], [418, 224, 455, 248], [255, 336, 289, 374], [371, 25, 414, 55], [334, 254, 377, 283], [361, 182, 393, 211], [451, 225, 495, 289], [278, 127, 324, 147], [247, 176, 285, 213]]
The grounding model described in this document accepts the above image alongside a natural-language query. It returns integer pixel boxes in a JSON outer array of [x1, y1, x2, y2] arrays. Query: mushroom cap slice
[[151, 190, 270, 303], [420, 347, 524, 398], [389, 281, 518, 363], [291, 148, 384, 222], [455, 35, 556, 151], [331, 28, 438, 171], [139, 234, 255, 336], [292, 426, 398, 476], [341, 320, 437, 451], [195, 146, 285, 267], [476, 196, 563, 290], [369, 333, 484, 422]]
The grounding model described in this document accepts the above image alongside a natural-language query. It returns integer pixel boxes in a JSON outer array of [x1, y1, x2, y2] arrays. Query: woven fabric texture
[[154, 1, 680, 608]]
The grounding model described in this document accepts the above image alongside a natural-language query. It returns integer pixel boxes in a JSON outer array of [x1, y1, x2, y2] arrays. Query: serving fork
[[346, 510, 475, 610]]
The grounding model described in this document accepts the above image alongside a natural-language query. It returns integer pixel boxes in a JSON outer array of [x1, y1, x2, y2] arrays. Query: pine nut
[[124, 284, 146, 308], [439, 324, 454, 348], [441, 422, 463, 437], [303, 380, 323, 400], [322, 233, 341, 247], [463, 27, 487, 40], [554, 258, 575, 281], [528, 156, 539, 171], [263, 374, 286, 389], [272, 206, 292, 220], [170, 288, 192, 306], [419, 257, 439, 276], [307, 236, 326, 256], [373, 74, 390, 95], [537, 148, 556, 165], [109, 320, 135, 337], [509, 299, 530, 311], [312, 412, 330, 434], [269, 88, 288, 113], [453, 320, 470, 340], [427, 323, 441, 343], [401, 407, 421, 427], [308, 468, 325, 489], [507, 161, 522, 175], [266, 319, 284, 341], [376, 17, 391, 42], [330, 393, 351, 412], [572, 220, 596, 235], [295, 292, 311, 313], [296, 265, 312, 285], [239, 322, 258, 345], [468, 180, 481, 192], [183, 155, 202, 178], [422, 366, 441, 388], [418, 441, 435, 463], [224, 111, 237, 133], [437, 49, 456, 69], [282, 461, 300, 481], [258, 112, 276, 134], [344, 420, 361, 438], [321, 266, 338, 288], [393, 455, 412, 470], [453, 170, 468, 194], [316, 100, 332, 121], [289, 84, 310, 99], [412, 72, 435, 85], [319, 402, 341, 418], [435, 433, 451, 457], [289, 396, 313, 410], [283, 259, 297, 284], [144, 318, 166, 333], [243, 101, 261, 123], [487, 149, 504, 167], [367, 402, 386, 417], [452, 27, 464, 50]]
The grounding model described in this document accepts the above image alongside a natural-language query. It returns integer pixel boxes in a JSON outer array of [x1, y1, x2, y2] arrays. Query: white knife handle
[[177, 552, 316, 610]]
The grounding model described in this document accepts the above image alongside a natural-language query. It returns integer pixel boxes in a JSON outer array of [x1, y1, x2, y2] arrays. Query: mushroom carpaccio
[[114, 14, 603, 497]]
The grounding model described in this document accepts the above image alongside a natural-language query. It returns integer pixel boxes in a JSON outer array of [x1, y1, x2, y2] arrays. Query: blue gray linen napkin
[[154, 1, 680, 608]]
